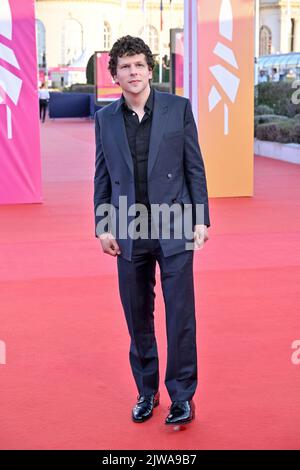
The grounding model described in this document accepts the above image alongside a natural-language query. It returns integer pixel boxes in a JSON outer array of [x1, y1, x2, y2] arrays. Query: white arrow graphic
[[0, 0, 12, 39], [208, 0, 240, 135], [0, 0, 23, 139]]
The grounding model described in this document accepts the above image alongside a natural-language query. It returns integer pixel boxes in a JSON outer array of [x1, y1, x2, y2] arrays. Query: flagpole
[[143, 0, 146, 33], [287, 0, 291, 51], [120, 1, 127, 35], [159, 0, 163, 83]]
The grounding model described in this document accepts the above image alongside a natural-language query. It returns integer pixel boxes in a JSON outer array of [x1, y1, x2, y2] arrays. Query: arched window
[[36, 19, 46, 68], [61, 18, 83, 65], [260, 26, 272, 56], [103, 21, 111, 50], [139, 25, 159, 53]]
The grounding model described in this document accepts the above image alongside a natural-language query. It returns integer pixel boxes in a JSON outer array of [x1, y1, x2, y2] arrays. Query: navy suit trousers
[[117, 225, 197, 402]]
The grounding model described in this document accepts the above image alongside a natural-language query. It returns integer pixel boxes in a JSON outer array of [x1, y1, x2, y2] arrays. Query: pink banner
[[96, 51, 121, 101], [48, 66, 86, 73], [0, 0, 42, 204]]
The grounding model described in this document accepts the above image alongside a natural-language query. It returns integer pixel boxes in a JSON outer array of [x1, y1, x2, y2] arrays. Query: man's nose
[[129, 65, 138, 74]]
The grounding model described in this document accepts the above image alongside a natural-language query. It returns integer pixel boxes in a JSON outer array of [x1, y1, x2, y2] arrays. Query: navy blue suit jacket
[[94, 88, 210, 261]]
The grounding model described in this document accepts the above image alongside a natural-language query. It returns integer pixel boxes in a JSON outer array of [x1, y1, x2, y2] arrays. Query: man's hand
[[193, 224, 209, 250], [98, 232, 121, 256]]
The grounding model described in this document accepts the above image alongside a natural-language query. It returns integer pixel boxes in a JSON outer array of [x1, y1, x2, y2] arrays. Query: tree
[[86, 54, 95, 85]]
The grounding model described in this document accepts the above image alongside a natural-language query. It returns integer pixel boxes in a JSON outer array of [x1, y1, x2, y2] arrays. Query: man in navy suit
[[94, 36, 210, 426]]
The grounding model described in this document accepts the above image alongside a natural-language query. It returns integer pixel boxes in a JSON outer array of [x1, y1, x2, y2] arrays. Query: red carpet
[[0, 119, 300, 449]]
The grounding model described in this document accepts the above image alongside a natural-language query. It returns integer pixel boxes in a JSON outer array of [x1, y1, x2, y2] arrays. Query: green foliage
[[256, 82, 300, 117], [255, 82, 300, 143], [256, 118, 300, 144], [255, 104, 275, 115], [86, 54, 95, 85]]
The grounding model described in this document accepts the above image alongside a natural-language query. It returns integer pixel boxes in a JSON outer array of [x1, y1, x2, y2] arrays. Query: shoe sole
[[165, 417, 194, 426], [165, 410, 195, 426], [131, 399, 159, 423]]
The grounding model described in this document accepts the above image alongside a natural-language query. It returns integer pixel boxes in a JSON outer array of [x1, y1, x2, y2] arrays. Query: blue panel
[[49, 92, 91, 118]]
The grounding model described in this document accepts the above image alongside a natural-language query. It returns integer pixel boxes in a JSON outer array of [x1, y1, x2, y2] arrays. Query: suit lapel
[[110, 89, 168, 177], [111, 100, 134, 175], [148, 89, 168, 178]]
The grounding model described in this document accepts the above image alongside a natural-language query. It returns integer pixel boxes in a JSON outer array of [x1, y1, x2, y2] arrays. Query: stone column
[[293, 17, 300, 52]]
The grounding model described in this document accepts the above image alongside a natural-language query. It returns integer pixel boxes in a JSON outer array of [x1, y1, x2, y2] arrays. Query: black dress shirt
[[121, 87, 154, 211]]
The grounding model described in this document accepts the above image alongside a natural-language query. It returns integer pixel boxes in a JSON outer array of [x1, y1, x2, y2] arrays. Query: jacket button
[[167, 173, 172, 179]]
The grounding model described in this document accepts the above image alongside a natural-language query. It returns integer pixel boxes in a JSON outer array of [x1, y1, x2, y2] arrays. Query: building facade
[[35, 1, 300, 84], [259, 1, 300, 55], [35, 0, 183, 70]]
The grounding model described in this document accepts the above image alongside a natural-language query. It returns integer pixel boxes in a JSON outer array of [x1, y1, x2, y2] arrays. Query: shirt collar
[[121, 86, 154, 115]]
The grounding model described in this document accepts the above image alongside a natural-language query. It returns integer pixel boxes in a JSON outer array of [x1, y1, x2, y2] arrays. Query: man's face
[[113, 53, 153, 94]]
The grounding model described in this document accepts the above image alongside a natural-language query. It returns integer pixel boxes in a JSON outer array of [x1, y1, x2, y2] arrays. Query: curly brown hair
[[108, 35, 155, 78]]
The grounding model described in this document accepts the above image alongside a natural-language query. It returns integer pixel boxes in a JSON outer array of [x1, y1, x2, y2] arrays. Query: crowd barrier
[[48, 92, 104, 119]]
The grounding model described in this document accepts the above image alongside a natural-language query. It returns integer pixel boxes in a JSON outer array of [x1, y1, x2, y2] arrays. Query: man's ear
[[113, 76, 119, 85]]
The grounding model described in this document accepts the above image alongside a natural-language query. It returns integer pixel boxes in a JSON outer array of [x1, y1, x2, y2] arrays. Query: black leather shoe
[[132, 391, 160, 423], [165, 400, 195, 425]]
